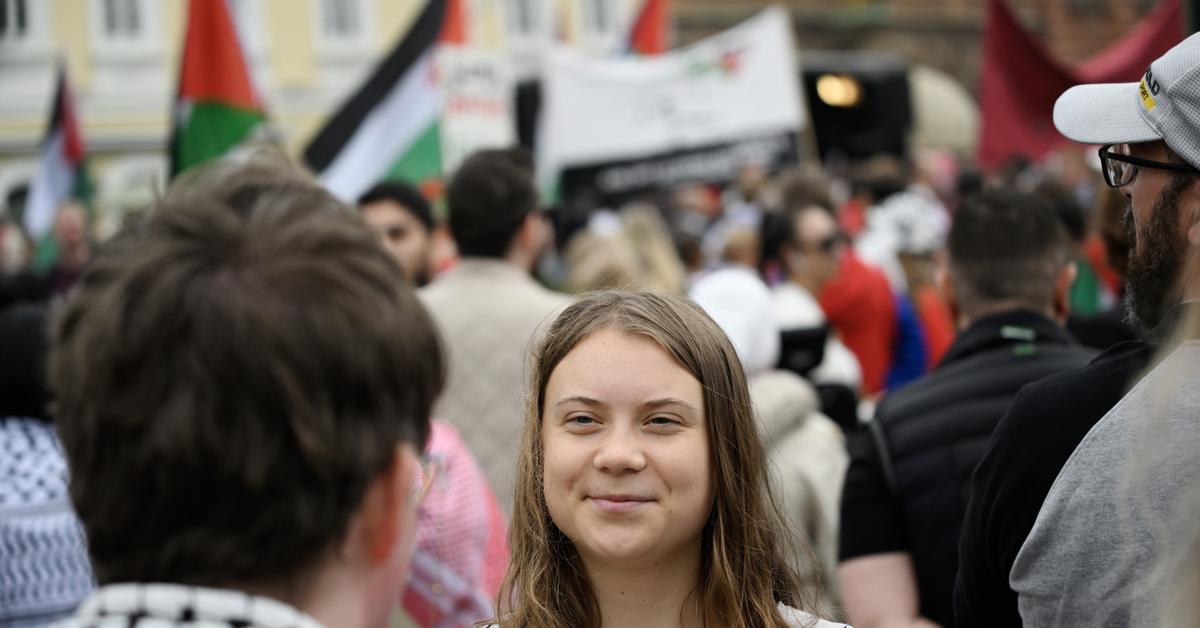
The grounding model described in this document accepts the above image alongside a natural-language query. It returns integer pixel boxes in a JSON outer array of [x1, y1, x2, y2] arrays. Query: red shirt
[[819, 252, 897, 395]]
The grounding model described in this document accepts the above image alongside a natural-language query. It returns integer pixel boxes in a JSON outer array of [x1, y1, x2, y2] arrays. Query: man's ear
[[1188, 204, 1200, 246], [1053, 261, 1077, 322], [355, 445, 418, 566]]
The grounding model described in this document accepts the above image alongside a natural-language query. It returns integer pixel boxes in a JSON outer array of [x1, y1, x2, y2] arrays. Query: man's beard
[[1124, 175, 1190, 329]]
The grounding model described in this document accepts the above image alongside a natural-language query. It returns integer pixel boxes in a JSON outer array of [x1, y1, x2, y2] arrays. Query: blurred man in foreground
[[50, 157, 444, 628]]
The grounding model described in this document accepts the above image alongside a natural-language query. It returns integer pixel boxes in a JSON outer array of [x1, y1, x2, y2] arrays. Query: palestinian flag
[[24, 64, 90, 244], [304, 0, 464, 202], [627, 0, 670, 55], [170, 0, 266, 177]]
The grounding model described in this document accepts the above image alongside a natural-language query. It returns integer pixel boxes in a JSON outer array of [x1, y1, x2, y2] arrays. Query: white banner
[[438, 46, 517, 176], [537, 5, 805, 191]]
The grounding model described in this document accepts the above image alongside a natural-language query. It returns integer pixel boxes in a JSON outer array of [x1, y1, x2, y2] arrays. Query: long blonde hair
[[493, 291, 817, 628]]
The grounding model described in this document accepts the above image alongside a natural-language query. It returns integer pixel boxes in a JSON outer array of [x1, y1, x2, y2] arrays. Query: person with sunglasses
[[955, 32, 1200, 628]]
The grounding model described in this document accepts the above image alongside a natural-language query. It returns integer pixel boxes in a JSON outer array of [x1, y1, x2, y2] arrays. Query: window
[[582, 0, 615, 36], [0, 0, 31, 40], [102, 0, 141, 39], [320, 0, 362, 39], [507, 0, 545, 38], [91, 0, 158, 49]]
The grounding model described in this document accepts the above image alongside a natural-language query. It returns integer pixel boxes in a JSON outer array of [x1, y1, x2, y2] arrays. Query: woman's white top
[[483, 604, 849, 628], [779, 603, 851, 628]]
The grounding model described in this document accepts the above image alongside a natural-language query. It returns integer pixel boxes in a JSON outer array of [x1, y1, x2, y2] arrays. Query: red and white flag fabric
[[24, 65, 87, 241]]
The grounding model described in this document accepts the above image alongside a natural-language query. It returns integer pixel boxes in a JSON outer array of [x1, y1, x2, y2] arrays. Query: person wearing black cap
[[358, 180, 436, 286], [955, 32, 1200, 628]]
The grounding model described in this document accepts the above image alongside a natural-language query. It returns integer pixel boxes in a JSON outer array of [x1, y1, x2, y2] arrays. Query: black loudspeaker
[[801, 51, 912, 161]]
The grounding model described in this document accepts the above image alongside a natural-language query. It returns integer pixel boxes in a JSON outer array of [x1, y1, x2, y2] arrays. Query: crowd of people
[[1, 29, 1199, 628]]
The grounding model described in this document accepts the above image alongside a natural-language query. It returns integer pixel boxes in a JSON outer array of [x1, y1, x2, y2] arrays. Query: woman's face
[[542, 328, 713, 570]]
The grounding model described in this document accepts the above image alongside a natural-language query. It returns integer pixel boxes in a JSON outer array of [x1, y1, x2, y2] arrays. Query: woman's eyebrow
[[642, 398, 699, 412], [554, 395, 603, 408]]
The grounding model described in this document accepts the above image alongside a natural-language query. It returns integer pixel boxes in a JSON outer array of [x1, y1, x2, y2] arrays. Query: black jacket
[[952, 322, 1171, 627], [839, 310, 1095, 627]]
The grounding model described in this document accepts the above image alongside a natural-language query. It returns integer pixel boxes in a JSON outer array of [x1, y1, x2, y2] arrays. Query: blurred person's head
[[735, 160, 770, 203], [945, 190, 1073, 327], [620, 202, 688, 294], [721, 226, 760, 269], [0, 303, 49, 420], [446, 148, 548, 271], [50, 156, 444, 627], [673, 183, 722, 220], [1053, 33, 1200, 328], [497, 290, 812, 628], [852, 155, 908, 205], [54, 202, 87, 247], [773, 206, 843, 294], [1036, 179, 1089, 245], [357, 180, 434, 286], [778, 166, 834, 214], [0, 217, 30, 275]]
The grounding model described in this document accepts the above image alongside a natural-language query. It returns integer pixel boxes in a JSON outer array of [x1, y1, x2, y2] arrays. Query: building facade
[[0, 0, 646, 235]]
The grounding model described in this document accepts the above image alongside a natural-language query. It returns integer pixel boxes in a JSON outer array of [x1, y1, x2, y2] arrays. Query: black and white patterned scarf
[[57, 584, 327, 628], [0, 417, 94, 627]]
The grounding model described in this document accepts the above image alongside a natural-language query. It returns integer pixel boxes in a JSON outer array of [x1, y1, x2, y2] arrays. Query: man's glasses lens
[[1102, 144, 1136, 187]]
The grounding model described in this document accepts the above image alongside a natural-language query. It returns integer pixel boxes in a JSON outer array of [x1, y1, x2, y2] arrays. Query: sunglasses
[[1098, 143, 1198, 188], [800, 232, 844, 254]]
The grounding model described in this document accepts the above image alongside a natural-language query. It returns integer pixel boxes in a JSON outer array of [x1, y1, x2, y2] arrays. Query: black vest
[[868, 310, 1096, 627]]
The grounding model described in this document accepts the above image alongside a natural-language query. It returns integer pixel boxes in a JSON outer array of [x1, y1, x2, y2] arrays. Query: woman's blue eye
[[569, 416, 596, 425], [649, 416, 679, 426]]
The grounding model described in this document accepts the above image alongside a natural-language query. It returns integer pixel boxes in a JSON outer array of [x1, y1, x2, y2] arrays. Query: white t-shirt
[[778, 603, 850, 628], [483, 604, 848, 628]]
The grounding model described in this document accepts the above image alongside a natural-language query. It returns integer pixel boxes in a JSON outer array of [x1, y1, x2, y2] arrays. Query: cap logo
[[1140, 70, 1159, 111]]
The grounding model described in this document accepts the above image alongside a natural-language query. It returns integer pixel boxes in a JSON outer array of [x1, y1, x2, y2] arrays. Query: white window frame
[[0, 0, 51, 54], [505, 0, 552, 42], [313, 0, 372, 51], [578, 0, 625, 54], [88, 0, 162, 58]]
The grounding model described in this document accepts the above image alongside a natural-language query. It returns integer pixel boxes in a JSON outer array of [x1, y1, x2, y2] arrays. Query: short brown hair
[[497, 291, 815, 628], [50, 157, 444, 586], [949, 189, 1070, 317], [446, 148, 537, 258]]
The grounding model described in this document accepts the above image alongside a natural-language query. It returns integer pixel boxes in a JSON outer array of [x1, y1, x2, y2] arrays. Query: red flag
[[439, 0, 467, 44], [976, 0, 1184, 170], [177, 0, 259, 109], [628, 0, 670, 55]]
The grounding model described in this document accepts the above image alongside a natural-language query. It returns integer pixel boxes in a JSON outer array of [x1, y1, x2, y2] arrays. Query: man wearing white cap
[[954, 32, 1200, 628]]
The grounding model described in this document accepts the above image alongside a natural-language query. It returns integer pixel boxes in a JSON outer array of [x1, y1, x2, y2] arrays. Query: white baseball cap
[[1053, 32, 1200, 170]]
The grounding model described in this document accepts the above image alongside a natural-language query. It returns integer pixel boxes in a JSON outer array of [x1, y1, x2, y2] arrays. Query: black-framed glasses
[[1099, 144, 1198, 188]]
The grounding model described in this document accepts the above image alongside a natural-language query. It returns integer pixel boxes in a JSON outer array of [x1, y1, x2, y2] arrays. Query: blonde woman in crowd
[[489, 291, 846, 628]]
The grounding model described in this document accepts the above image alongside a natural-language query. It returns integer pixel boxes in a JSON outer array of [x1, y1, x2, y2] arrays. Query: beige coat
[[750, 369, 849, 615], [419, 260, 571, 512]]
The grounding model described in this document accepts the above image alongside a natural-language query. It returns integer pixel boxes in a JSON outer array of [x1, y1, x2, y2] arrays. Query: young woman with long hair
[[489, 290, 845, 628]]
